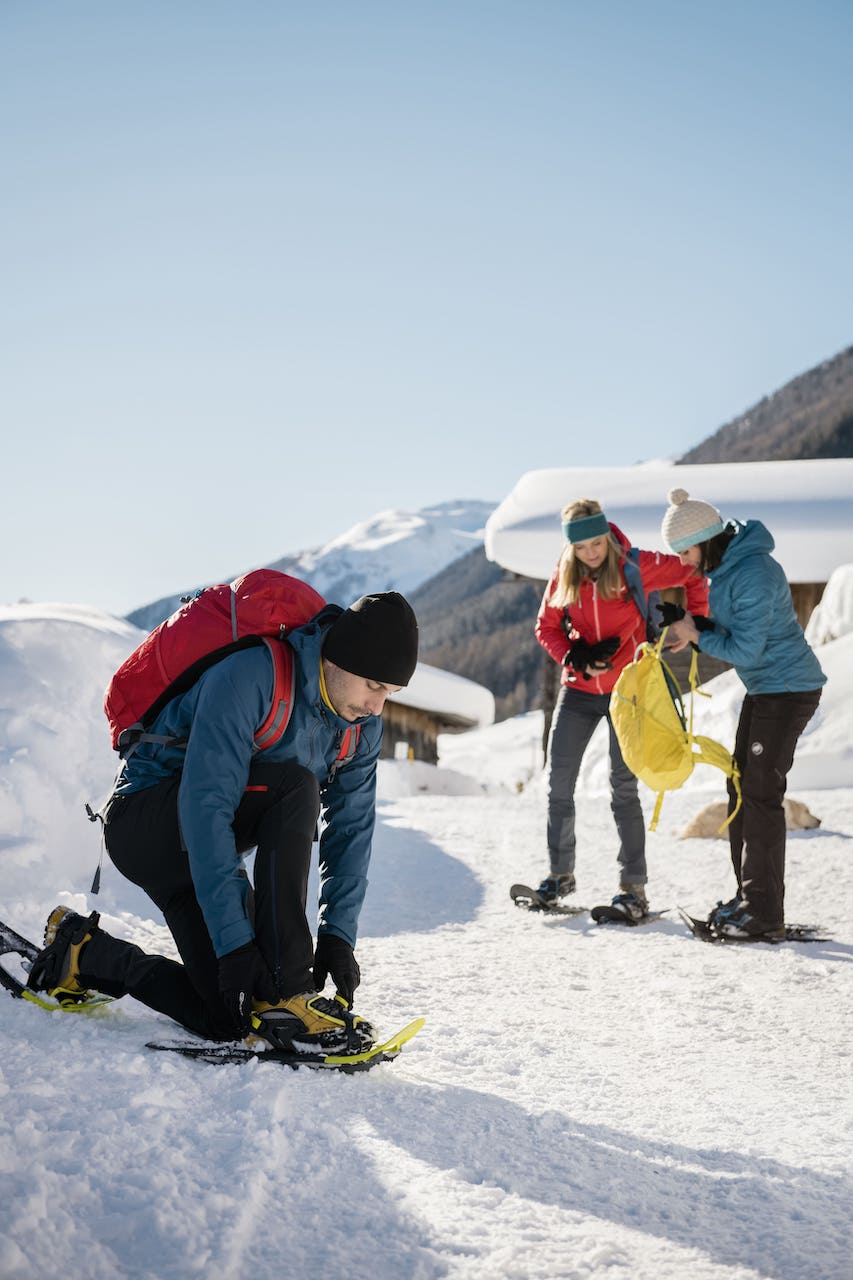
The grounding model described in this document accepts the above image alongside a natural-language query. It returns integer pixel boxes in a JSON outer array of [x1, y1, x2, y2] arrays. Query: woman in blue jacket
[[661, 488, 826, 940]]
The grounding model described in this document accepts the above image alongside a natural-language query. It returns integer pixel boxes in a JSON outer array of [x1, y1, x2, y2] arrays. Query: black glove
[[218, 941, 277, 1035], [589, 636, 620, 664], [656, 601, 685, 626], [313, 933, 361, 1008], [563, 638, 594, 679], [656, 601, 715, 633], [563, 636, 619, 680]]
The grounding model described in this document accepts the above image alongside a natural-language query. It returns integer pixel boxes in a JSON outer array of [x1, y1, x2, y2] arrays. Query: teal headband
[[562, 512, 610, 543]]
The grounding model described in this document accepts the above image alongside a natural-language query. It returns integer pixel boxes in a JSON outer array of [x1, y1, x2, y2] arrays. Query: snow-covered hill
[[127, 500, 494, 632]]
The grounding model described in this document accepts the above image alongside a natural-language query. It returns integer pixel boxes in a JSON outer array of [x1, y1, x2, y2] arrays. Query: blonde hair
[[550, 498, 625, 608]]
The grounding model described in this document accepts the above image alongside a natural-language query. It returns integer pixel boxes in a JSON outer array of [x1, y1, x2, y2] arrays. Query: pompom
[[668, 488, 689, 505]]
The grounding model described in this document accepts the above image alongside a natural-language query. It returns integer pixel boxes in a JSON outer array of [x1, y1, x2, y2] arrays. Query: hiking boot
[[706, 895, 741, 927], [711, 904, 785, 941], [609, 883, 649, 922], [249, 992, 375, 1056], [536, 874, 576, 905], [26, 907, 100, 1003]]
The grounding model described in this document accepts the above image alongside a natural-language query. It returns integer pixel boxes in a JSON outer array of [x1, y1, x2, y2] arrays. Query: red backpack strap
[[336, 724, 361, 765], [254, 639, 296, 751], [327, 724, 362, 780]]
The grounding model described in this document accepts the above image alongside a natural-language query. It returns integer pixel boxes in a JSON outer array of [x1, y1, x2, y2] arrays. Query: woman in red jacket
[[533, 497, 708, 920]]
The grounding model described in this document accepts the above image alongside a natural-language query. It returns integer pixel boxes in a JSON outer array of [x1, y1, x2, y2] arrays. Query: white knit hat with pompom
[[661, 487, 724, 552]]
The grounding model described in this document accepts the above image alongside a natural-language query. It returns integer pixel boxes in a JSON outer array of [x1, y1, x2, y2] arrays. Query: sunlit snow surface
[[1, 601, 851, 1280]]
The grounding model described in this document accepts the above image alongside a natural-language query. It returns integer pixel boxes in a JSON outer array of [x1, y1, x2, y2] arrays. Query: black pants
[[84, 761, 321, 1040], [726, 688, 822, 925]]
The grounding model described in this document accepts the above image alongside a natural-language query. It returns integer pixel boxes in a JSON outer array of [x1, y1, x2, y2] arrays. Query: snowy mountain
[[127, 500, 494, 632]]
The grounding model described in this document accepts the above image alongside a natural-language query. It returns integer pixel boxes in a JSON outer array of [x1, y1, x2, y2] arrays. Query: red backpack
[[105, 569, 358, 763]]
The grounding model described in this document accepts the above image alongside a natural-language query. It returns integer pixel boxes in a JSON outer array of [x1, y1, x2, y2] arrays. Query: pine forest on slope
[[678, 343, 853, 464]]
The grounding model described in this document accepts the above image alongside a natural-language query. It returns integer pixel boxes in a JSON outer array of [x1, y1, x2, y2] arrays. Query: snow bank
[[377, 759, 485, 797], [0, 605, 142, 901], [805, 563, 853, 645]]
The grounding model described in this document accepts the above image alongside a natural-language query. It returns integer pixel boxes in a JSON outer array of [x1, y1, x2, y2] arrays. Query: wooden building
[[381, 663, 495, 764]]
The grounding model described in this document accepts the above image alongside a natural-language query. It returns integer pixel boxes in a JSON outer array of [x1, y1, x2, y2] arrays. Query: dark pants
[[85, 761, 321, 1040], [727, 689, 822, 925], [546, 685, 646, 884]]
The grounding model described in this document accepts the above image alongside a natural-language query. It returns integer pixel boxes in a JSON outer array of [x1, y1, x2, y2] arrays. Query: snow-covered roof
[[485, 459, 853, 583], [391, 662, 495, 730]]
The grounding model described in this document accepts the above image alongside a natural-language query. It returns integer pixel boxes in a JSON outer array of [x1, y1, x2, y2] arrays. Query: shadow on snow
[[358, 1080, 851, 1280], [309, 811, 483, 938]]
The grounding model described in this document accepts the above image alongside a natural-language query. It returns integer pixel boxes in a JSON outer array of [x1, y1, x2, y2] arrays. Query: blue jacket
[[114, 607, 382, 957], [697, 520, 826, 695]]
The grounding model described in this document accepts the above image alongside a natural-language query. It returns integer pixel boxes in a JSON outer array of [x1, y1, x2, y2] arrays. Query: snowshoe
[[148, 1016, 425, 1072], [510, 882, 586, 916], [677, 907, 830, 944]]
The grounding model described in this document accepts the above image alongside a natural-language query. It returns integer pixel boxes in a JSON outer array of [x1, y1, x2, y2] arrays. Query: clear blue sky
[[3, 1, 852, 615]]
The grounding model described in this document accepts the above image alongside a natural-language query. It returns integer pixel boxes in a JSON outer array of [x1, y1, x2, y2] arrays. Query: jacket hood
[[710, 519, 775, 577], [287, 604, 338, 709], [609, 523, 631, 556], [287, 605, 378, 727]]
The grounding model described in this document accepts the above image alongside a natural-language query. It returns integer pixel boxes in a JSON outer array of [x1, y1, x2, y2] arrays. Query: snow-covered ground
[[1, 600, 852, 1280]]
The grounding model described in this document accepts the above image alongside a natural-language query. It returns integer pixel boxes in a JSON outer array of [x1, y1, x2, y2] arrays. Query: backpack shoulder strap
[[336, 725, 360, 764], [622, 547, 649, 624], [624, 547, 664, 642], [253, 641, 362, 762], [327, 724, 361, 781], [254, 638, 296, 751]]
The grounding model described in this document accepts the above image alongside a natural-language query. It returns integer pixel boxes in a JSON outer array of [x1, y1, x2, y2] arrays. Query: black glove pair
[[313, 933, 361, 1008], [563, 635, 620, 680], [218, 941, 278, 1035], [219, 934, 361, 1031], [655, 602, 715, 632]]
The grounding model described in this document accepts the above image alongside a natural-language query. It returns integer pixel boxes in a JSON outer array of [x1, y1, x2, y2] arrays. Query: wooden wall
[[382, 702, 443, 764], [791, 582, 825, 628]]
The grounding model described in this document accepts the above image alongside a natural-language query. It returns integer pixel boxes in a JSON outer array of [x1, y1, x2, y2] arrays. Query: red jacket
[[536, 523, 709, 695]]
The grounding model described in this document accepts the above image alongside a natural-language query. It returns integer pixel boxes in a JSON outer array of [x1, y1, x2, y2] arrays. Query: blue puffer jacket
[[114, 607, 382, 957], [697, 520, 826, 695]]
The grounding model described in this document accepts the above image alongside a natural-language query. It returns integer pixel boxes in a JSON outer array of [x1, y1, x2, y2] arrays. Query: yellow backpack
[[609, 632, 742, 832]]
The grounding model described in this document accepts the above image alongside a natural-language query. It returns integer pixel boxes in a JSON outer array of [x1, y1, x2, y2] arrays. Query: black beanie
[[322, 591, 419, 686]]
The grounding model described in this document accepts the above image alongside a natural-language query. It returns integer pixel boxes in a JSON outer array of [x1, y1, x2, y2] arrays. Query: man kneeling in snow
[[27, 593, 418, 1059]]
